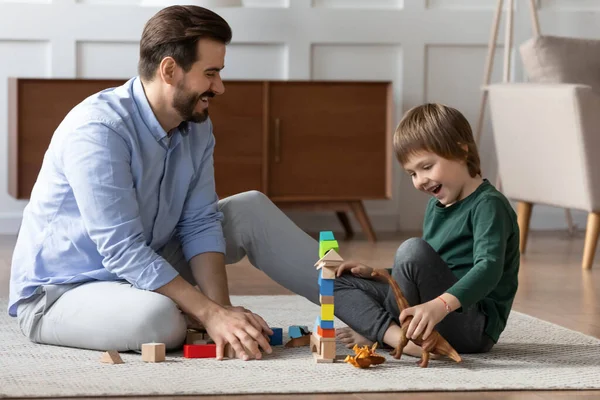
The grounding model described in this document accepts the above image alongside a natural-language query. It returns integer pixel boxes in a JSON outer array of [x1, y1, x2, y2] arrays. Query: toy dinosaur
[[371, 268, 462, 368], [344, 342, 386, 369]]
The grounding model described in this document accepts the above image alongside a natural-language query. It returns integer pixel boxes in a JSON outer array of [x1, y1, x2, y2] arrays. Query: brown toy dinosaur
[[371, 268, 462, 368]]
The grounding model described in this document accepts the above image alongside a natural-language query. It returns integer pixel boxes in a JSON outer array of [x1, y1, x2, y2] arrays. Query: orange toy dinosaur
[[371, 268, 462, 368]]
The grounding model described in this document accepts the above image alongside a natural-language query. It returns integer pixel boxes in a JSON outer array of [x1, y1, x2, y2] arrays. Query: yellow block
[[321, 304, 334, 321]]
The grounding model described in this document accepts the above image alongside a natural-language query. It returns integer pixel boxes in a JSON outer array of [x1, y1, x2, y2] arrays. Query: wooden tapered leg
[[582, 212, 600, 270], [517, 202, 533, 254], [336, 211, 354, 240], [350, 201, 377, 243]]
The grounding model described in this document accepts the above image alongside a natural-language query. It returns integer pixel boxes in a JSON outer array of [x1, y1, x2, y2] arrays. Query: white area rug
[[1, 295, 600, 398]]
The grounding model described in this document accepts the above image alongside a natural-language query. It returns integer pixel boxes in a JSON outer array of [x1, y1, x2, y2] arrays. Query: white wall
[[1, 0, 599, 235]]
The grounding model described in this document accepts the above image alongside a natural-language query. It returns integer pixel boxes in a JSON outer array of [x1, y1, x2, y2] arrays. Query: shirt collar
[[132, 76, 169, 142]]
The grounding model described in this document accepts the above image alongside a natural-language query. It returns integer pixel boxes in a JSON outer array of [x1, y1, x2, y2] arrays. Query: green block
[[319, 240, 339, 258]]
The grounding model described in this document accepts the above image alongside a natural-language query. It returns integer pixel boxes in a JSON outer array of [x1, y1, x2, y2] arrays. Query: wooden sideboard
[[8, 78, 393, 242]]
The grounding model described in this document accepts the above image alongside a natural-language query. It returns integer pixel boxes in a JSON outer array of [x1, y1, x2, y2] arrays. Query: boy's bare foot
[[336, 327, 374, 348]]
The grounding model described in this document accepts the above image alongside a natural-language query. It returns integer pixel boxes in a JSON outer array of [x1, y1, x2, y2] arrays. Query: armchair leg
[[582, 212, 600, 270], [517, 202, 533, 254]]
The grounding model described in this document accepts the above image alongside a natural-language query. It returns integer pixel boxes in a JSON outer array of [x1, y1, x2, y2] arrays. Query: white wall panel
[[426, 0, 497, 10], [0, 0, 50, 3], [425, 45, 504, 182], [76, 41, 139, 78], [313, 0, 402, 9], [540, 0, 600, 10], [78, 0, 288, 6], [77, 0, 138, 4], [0, 40, 51, 232], [243, 0, 288, 7], [0, 1, 598, 233], [222, 43, 287, 79], [312, 44, 402, 219]]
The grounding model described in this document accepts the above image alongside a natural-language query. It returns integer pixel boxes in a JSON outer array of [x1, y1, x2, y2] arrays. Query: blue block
[[320, 319, 334, 329], [269, 327, 283, 346], [288, 325, 309, 339], [315, 316, 334, 330], [319, 231, 335, 242], [319, 278, 334, 296]]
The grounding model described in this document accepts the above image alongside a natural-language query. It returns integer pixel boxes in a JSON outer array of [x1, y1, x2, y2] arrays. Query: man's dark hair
[[138, 5, 232, 81]]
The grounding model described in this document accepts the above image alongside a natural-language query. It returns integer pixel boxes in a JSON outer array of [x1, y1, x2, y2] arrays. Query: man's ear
[[158, 57, 177, 85]]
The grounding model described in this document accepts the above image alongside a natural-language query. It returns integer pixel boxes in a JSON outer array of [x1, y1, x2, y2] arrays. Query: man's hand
[[335, 261, 374, 279], [202, 305, 273, 361], [154, 275, 272, 361], [225, 305, 273, 337], [400, 298, 449, 341]]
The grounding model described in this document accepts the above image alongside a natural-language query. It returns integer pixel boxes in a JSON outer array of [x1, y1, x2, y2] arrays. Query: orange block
[[318, 326, 335, 338]]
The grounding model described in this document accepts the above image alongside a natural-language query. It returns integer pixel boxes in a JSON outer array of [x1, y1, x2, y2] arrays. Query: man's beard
[[172, 81, 214, 124]]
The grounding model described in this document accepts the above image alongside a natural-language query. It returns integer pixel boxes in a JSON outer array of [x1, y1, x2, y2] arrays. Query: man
[[9, 5, 320, 361]]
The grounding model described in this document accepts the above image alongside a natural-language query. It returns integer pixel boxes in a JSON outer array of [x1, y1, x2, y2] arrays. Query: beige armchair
[[486, 83, 600, 269]]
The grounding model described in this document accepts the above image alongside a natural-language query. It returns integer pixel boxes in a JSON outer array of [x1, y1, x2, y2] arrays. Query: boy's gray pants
[[16, 191, 321, 352], [334, 237, 495, 354]]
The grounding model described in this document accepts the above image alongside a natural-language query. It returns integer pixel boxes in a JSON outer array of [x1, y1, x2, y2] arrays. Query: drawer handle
[[274, 118, 281, 163]]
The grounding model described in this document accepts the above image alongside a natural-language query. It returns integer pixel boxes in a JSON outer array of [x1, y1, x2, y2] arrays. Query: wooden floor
[[1, 230, 599, 400]]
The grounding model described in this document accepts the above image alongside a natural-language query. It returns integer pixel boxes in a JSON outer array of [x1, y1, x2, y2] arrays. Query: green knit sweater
[[422, 179, 520, 343]]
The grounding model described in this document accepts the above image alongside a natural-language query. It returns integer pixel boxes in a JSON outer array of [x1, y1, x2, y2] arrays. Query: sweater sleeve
[[445, 197, 511, 309]]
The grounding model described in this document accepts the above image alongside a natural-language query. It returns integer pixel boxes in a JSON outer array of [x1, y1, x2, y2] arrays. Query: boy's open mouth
[[429, 184, 442, 195]]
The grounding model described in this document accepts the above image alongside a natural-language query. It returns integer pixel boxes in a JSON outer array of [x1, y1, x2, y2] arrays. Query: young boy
[[334, 103, 519, 358]]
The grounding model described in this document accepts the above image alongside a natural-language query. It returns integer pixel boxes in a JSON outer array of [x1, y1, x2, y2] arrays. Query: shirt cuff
[[182, 234, 226, 262], [445, 287, 467, 313], [134, 260, 180, 291]]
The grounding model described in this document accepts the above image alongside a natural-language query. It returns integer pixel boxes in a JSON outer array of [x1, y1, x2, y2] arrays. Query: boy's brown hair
[[393, 103, 481, 177]]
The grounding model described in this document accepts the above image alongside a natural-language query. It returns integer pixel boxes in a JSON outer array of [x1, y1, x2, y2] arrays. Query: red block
[[184, 344, 217, 358], [318, 326, 335, 338]]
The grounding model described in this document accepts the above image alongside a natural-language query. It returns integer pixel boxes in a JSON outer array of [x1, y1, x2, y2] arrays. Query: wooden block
[[319, 240, 339, 258], [310, 332, 320, 354], [288, 325, 309, 338], [269, 327, 283, 345], [321, 340, 336, 359], [312, 331, 336, 343], [100, 350, 123, 364], [320, 266, 337, 279], [224, 343, 237, 359], [319, 279, 334, 296], [318, 326, 335, 338], [224, 343, 257, 359], [319, 231, 335, 241], [320, 295, 334, 305], [321, 303, 334, 321], [141, 343, 166, 363], [186, 330, 208, 345], [183, 344, 217, 358], [313, 352, 335, 363]]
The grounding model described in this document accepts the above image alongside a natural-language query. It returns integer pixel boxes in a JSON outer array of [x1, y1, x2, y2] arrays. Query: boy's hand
[[399, 299, 448, 341], [336, 261, 374, 279]]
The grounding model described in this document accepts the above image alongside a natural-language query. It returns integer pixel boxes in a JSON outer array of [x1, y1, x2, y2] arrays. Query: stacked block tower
[[311, 231, 344, 363]]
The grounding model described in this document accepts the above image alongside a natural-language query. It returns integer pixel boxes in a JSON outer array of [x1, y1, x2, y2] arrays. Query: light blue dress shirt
[[8, 77, 225, 317]]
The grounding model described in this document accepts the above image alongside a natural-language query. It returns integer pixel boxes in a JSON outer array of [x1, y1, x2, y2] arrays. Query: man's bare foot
[[336, 327, 374, 349]]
